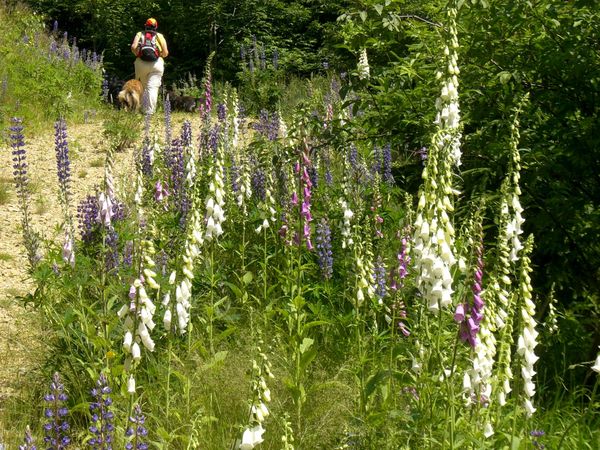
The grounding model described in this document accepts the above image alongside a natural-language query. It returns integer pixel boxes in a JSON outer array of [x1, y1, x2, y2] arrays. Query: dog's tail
[[117, 89, 140, 111], [127, 90, 140, 111]]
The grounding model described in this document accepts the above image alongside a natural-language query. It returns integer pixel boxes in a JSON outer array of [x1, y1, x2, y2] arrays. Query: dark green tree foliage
[[28, 0, 349, 82]]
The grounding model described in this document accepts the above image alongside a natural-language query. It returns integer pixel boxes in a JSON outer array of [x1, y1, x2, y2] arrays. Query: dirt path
[[0, 116, 140, 435]]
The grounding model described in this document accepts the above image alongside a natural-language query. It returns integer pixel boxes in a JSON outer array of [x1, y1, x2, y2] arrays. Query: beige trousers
[[134, 57, 164, 114]]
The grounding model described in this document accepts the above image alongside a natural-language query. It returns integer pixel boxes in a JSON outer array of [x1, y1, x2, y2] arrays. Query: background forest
[[1, 0, 599, 448]]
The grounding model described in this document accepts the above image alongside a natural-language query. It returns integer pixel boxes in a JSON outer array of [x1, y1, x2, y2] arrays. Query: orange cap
[[145, 18, 158, 28]]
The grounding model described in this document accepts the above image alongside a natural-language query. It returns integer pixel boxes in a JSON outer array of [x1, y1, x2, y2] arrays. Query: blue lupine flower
[[43, 373, 70, 450], [77, 195, 99, 243], [54, 118, 72, 210], [382, 143, 394, 185], [88, 374, 114, 449], [373, 256, 387, 299], [125, 404, 148, 450], [19, 425, 36, 450], [316, 218, 333, 280]]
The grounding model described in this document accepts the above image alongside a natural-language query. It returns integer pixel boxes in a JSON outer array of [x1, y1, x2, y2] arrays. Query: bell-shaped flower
[[123, 331, 133, 352], [127, 375, 136, 394], [239, 424, 265, 450], [131, 342, 141, 361]]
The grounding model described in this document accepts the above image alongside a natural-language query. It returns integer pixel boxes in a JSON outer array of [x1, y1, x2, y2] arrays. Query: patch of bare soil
[[0, 117, 139, 436]]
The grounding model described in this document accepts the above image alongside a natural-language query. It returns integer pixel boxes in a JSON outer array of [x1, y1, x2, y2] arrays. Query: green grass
[[0, 252, 14, 261], [0, 179, 11, 205], [0, 2, 104, 133]]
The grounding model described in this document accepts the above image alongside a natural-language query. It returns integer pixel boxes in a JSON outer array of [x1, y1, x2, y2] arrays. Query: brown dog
[[118, 79, 143, 111]]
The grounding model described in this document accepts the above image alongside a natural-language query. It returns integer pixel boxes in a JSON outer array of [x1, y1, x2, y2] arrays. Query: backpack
[[138, 30, 159, 62]]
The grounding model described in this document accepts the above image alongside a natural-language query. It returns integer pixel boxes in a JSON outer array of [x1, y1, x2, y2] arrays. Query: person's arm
[[158, 34, 169, 58], [130, 32, 140, 56]]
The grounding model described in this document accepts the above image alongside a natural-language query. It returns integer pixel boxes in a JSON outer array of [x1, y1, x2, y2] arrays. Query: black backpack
[[139, 30, 159, 62]]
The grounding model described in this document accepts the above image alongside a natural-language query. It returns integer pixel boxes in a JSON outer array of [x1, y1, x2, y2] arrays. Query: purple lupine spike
[[372, 145, 382, 176], [230, 155, 240, 193], [348, 144, 359, 173], [382, 143, 394, 185], [307, 166, 318, 189], [53, 20, 59, 34], [373, 256, 387, 299], [44, 373, 71, 450], [208, 125, 219, 158], [77, 194, 99, 243], [268, 110, 279, 141], [105, 228, 119, 273], [11, 117, 41, 268], [217, 103, 227, 122], [260, 43, 266, 70], [316, 218, 333, 280], [123, 240, 133, 268], [125, 404, 148, 450], [251, 158, 266, 202], [54, 118, 72, 207], [19, 425, 37, 450], [272, 48, 279, 70], [88, 373, 114, 449], [181, 120, 192, 147], [164, 94, 172, 151]]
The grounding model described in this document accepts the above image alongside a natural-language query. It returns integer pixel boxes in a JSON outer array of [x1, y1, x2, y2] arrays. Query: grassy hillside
[[0, 2, 104, 133]]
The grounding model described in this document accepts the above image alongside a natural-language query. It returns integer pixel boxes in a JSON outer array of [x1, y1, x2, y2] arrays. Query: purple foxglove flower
[[154, 181, 170, 203], [290, 191, 298, 206], [62, 233, 74, 267], [98, 192, 113, 227], [454, 303, 466, 322]]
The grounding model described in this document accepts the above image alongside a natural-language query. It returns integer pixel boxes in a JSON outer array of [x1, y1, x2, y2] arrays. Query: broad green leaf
[[299, 337, 314, 354]]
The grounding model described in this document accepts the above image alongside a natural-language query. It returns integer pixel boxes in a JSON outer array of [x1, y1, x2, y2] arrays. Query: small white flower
[[592, 351, 600, 374], [127, 375, 136, 394], [240, 424, 265, 450], [483, 422, 494, 438], [131, 342, 141, 361], [123, 331, 133, 352]]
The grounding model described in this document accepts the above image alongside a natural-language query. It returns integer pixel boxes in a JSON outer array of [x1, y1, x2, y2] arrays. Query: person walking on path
[[130, 17, 169, 115]]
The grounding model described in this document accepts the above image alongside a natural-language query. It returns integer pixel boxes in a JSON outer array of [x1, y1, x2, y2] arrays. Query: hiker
[[130, 17, 169, 115]]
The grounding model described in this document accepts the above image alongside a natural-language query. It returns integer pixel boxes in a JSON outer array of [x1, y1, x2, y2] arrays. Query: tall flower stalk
[[54, 118, 75, 266], [88, 374, 114, 449], [43, 373, 70, 450], [412, 6, 461, 313], [516, 236, 538, 417], [10, 117, 40, 270]]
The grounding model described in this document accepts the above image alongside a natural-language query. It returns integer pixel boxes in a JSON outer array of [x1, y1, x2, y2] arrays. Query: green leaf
[[374, 4, 383, 15], [498, 71, 512, 84], [359, 10, 367, 22], [242, 271, 253, 285], [300, 347, 317, 371], [364, 370, 390, 399], [299, 337, 314, 354]]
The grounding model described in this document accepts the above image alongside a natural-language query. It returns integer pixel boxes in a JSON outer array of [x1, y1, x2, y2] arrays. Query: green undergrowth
[[0, 2, 104, 134]]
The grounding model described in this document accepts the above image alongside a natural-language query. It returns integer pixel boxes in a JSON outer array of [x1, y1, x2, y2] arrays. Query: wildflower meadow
[[1, 1, 600, 449]]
